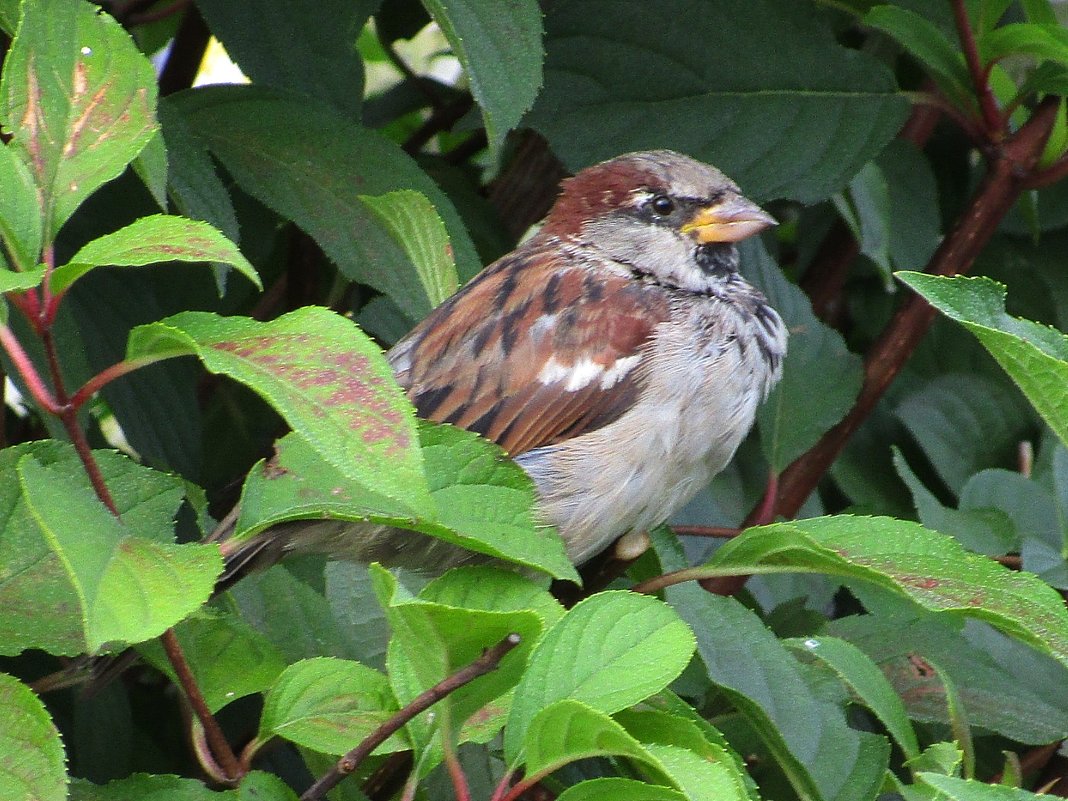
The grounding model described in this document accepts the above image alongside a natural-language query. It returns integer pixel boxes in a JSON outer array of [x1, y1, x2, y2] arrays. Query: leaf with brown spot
[[0, 0, 157, 240], [706, 515, 1068, 669], [127, 309, 433, 517], [52, 214, 261, 294]]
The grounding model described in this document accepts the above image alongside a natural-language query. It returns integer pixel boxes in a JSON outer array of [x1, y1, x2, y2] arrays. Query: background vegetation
[[4, 1, 1068, 800]]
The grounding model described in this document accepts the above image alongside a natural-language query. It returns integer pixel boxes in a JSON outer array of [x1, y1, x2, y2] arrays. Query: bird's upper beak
[[680, 194, 777, 244]]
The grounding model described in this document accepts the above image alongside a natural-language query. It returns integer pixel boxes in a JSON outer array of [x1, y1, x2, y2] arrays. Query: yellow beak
[[680, 195, 777, 244]]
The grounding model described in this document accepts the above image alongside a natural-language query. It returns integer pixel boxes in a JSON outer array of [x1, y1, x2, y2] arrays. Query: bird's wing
[[388, 239, 671, 455]]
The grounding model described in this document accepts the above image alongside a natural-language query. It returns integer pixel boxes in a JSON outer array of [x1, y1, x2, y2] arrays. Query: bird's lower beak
[[680, 195, 777, 243]]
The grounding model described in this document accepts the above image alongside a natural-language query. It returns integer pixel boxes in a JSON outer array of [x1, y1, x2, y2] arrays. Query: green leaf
[[918, 773, 1049, 800], [505, 591, 695, 762], [666, 580, 888, 801], [523, 700, 650, 780], [0, 672, 67, 801], [127, 308, 433, 517], [787, 635, 921, 762], [13, 455, 220, 654], [0, 0, 157, 239], [0, 265, 45, 293], [832, 161, 893, 285], [897, 272, 1068, 451], [555, 778, 687, 801], [0, 142, 41, 270], [527, 0, 909, 203], [981, 23, 1068, 67], [420, 566, 564, 629], [359, 191, 459, 311], [69, 774, 230, 801], [864, 6, 972, 108], [137, 610, 287, 712], [878, 140, 942, 272], [53, 215, 260, 294], [373, 567, 541, 765], [235, 425, 577, 580], [708, 515, 1068, 668], [258, 657, 404, 756], [422, 0, 543, 155], [131, 128, 168, 210], [170, 85, 480, 318], [747, 239, 863, 471], [641, 743, 752, 801], [195, 0, 373, 117]]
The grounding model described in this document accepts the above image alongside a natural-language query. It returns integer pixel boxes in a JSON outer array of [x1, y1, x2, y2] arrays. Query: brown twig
[[671, 525, 742, 539], [161, 628, 242, 783], [951, 0, 1004, 138], [126, 0, 191, 27], [300, 633, 522, 801], [158, 6, 210, 96], [1025, 153, 1068, 189]]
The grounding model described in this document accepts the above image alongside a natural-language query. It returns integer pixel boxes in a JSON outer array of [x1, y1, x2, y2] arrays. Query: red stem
[[68, 356, 162, 411], [161, 628, 243, 782], [443, 740, 471, 801], [951, 0, 1004, 137], [0, 324, 61, 414]]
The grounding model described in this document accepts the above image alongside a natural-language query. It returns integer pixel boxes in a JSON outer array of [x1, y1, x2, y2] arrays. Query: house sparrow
[[220, 150, 786, 577]]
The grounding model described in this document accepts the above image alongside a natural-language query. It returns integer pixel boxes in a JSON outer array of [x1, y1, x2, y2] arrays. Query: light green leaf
[[127, 308, 433, 518], [864, 6, 972, 107], [13, 455, 219, 654], [359, 190, 459, 312], [0, 265, 45, 293], [53, 215, 260, 294], [555, 778, 686, 801], [528, 0, 908, 203], [897, 272, 1068, 451], [258, 657, 404, 756], [420, 566, 564, 629], [918, 773, 1049, 800], [422, 0, 543, 155], [981, 23, 1068, 67], [505, 591, 695, 762], [0, 672, 67, 801], [69, 774, 231, 801], [0, 142, 41, 270], [787, 635, 921, 762], [709, 515, 1068, 668], [137, 610, 287, 713], [523, 700, 650, 780], [0, 0, 157, 239]]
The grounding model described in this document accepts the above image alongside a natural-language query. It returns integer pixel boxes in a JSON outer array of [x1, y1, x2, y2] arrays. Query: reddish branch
[[951, 0, 1004, 138], [774, 97, 1061, 520], [300, 633, 522, 801]]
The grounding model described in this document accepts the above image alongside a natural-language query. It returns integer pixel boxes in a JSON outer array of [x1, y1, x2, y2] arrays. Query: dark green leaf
[[69, 774, 228, 801], [422, 0, 543, 155], [833, 161, 893, 285], [0, 0, 157, 239], [747, 239, 863, 471], [53, 214, 260, 294], [195, 0, 373, 117], [0, 672, 67, 801], [528, 0, 909, 203], [170, 85, 480, 317]]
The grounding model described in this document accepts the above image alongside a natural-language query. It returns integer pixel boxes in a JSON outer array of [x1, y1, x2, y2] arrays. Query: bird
[[217, 150, 787, 579]]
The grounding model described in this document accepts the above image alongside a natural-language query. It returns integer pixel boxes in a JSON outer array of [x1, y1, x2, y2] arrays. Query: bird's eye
[[649, 194, 675, 216]]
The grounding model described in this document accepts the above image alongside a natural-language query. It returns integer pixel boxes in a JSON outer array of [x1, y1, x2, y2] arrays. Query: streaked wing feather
[[388, 238, 669, 455]]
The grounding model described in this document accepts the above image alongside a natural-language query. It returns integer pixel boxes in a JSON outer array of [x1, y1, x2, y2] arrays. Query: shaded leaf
[[747, 239, 863, 471], [527, 0, 908, 202], [53, 215, 260, 294], [0, 672, 67, 801], [422, 0, 543, 155], [0, 141, 41, 270], [0, 0, 157, 238]]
